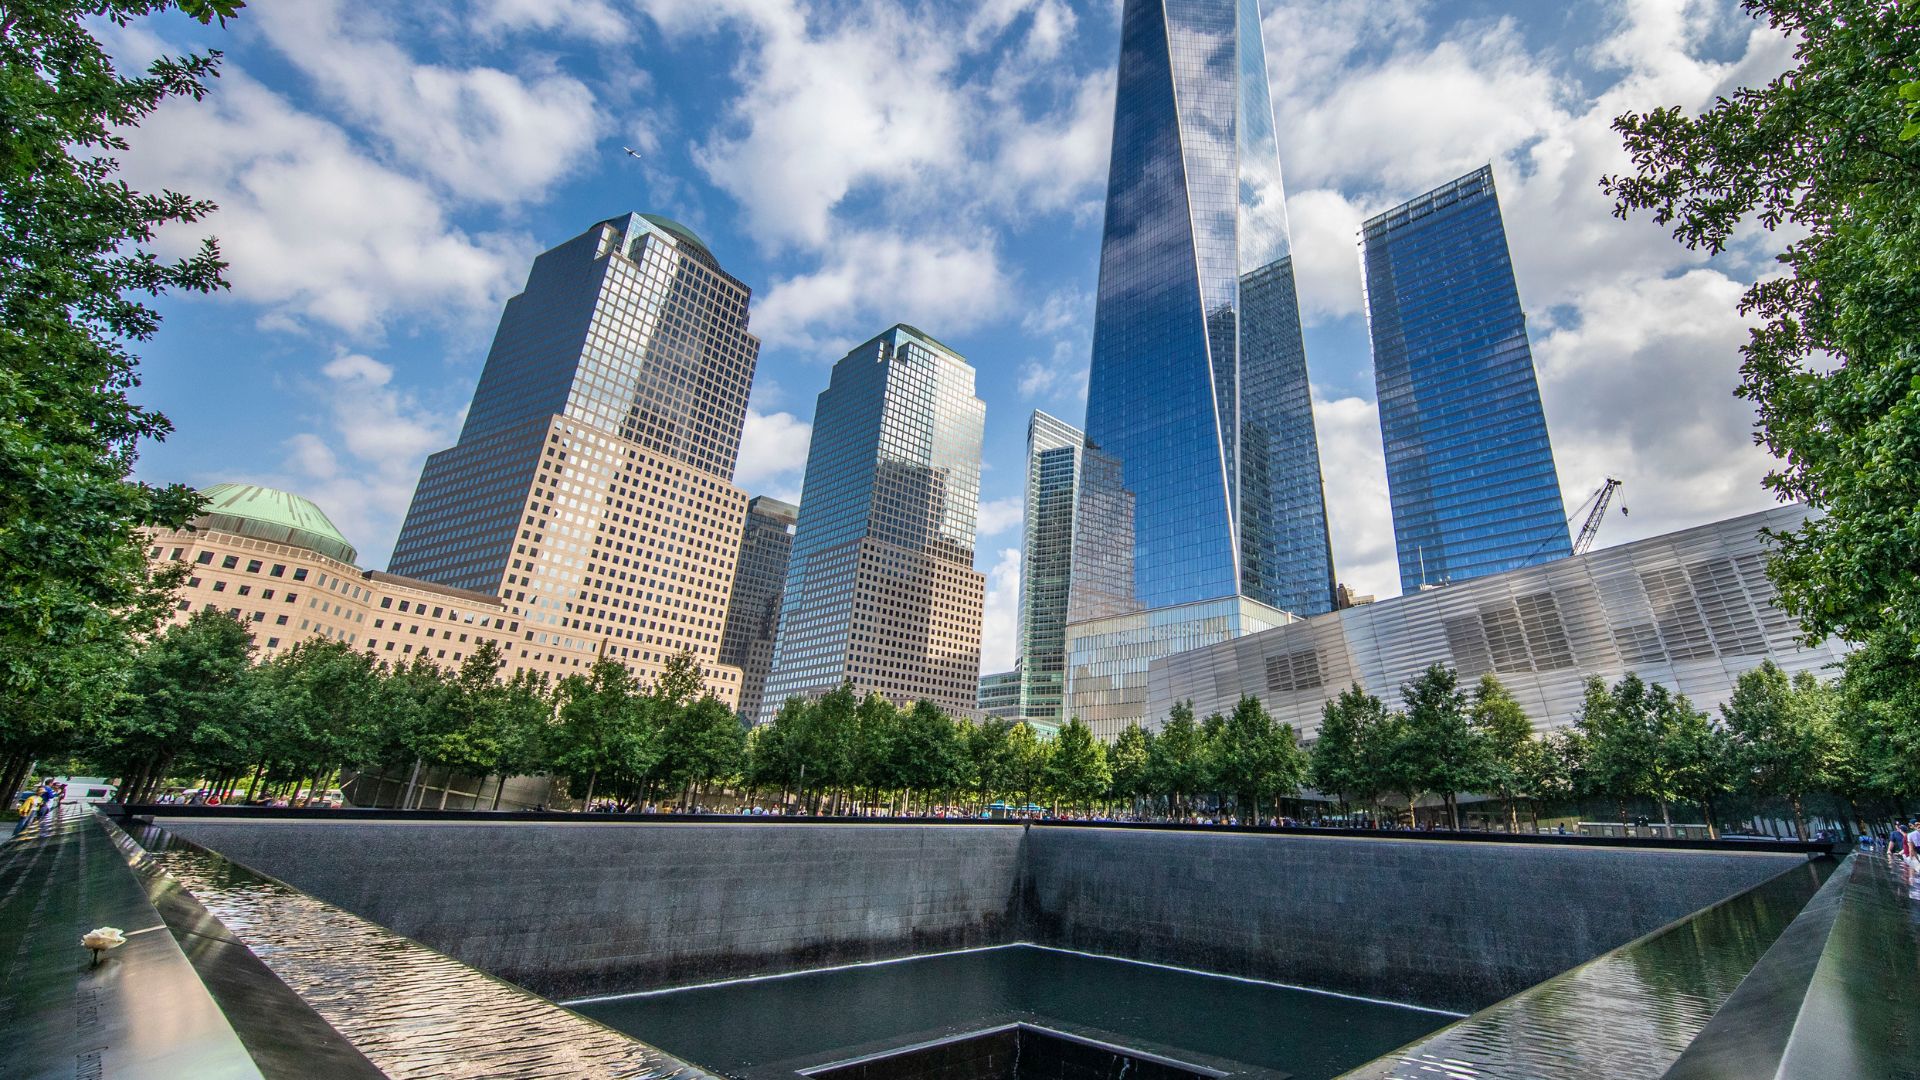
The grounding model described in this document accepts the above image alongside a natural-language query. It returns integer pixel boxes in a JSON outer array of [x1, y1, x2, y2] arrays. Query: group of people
[[1886, 821, 1919, 867], [9, 779, 64, 838]]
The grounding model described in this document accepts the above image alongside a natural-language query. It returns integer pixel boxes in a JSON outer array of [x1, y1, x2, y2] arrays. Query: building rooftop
[[196, 483, 358, 565], [639, 213, 711, 260]]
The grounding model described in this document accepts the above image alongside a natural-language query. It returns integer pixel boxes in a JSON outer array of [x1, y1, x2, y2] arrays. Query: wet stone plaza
[[2, 808, 1914, 1080]]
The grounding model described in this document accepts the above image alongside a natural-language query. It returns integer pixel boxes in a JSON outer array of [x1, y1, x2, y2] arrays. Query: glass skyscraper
[[1015, 412, 1089, 731], [759, 325, 986, 722], [389, 213, 760, 702], [717, 495, 798, 723], [1362, 166, 1571, 592], [1066, 0, 1324, 736]]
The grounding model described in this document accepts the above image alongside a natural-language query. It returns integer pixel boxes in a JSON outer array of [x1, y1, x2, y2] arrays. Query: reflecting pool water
[[570, 945, 1453, 1080], [1339, 859, 1832, 1080]]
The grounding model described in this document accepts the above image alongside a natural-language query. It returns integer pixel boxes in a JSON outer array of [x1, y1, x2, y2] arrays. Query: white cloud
[[753, 230, 1012, 352], [1284, 188, 1368, 324], [978, 546, 1023, 675], [252, 0, 606, 206], [1534, 268, 1777, 547], [277, 353, 463, 563], [120, 69, 529, 336], [733, 408, 812, 502], [1312, 393, 1397, 600], [477, 0, 631, 41], [977, 497, 1024, 539]]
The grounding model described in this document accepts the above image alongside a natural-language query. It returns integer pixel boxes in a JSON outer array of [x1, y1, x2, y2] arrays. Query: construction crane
[[1570, 477, 1625, 555]]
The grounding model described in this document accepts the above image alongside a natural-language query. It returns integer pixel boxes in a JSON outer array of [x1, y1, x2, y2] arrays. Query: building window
[[270, 564, 286, 577], [237, 585, 251, 596], [380, 597, 392, 609], [196, 551, 214, 564], [175, 600, 189, 611], [267, 638, 280, 649], [221, 555, 238, 569], [187, 577, 201, 588], [212, 581, 226, 592], [275, 615, 288, 626], [252, 612, 265, 622], [292, 568, 308, 581], [262, 590, 274, 600], [246, 560, 262, 573], [170, 548, 184, 561]]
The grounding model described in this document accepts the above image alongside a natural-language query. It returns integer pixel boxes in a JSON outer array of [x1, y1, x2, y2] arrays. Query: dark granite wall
[[165, 821, 1027, 1000], [163, 819, 1806, 1012], [1023, 827, 1805, 1011]]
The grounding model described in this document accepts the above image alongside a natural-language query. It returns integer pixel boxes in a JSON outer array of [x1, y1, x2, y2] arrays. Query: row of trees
[[12, 606, 1915, 841], [1294, 655, 1914, 840]]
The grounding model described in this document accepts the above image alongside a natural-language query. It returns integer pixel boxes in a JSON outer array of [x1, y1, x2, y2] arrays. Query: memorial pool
[[570, 945, 1452, 1080]]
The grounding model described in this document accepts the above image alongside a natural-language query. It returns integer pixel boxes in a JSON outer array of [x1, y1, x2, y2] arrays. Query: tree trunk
[[1790, 795, 1808, 841], [491, 775, 506, 811], [1507, 796, 1519, 833], [400, 758, 423, 810], [437, 780, 451, 810], [1703, 799, 1719, 840], [1445, 793, 1460, 830], [1659, 800, 1673, 832], [582, 769, 598, 810]]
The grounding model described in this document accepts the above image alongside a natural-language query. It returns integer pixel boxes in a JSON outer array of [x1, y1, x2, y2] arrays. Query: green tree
[[1004, 721, 1048, 812], [964, 717, 1013, 809], [1722, 661, 1840, 839], [1310, 684, 1386, 821], [1044, 718, 1110, 811], [102, 608, 253, 801], [1604, 0, 1920, 655], [1471, 675, 1534, 830], [1397, 664, 1482, 829], [1660, 700, 1735, 838], [1831, 632, 1920, 814], [852, 692, 901, 808], [1108, 722, 1153, 808], [657, 695, 745, 809], [895, 701, 964, 814], [1213, 695, 1305, 822], [1148, 701, 1204, 818], [1576, 674, 1659, 821], [248, 638, 381, 801], [552, 658, 649, 809], [1, 1, 243, 773]]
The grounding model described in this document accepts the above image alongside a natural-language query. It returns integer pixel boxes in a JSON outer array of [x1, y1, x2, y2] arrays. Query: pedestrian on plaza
[[1890, 822, 1906, 860], [11, 782, 45, 838]]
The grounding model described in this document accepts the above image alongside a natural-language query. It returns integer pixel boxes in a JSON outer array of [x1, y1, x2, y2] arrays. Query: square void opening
[[803, 1023, 1228, 1080]]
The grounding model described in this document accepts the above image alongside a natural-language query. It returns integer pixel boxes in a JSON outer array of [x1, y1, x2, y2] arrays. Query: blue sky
[[114, 0, 1796, 674]]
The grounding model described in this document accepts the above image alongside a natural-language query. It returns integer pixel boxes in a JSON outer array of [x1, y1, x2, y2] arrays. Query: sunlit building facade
[[1015, 412, 1087, 730], [389, 214, 761, 704], [1148, 505, 1844, 738], [760, 325, 987, 721], [1363, 166, 1571, 592], [1066, 0, 1331, 736]]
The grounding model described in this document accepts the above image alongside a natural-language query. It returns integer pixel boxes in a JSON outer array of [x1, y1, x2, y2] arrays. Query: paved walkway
[[0, 808, 260, 1079]]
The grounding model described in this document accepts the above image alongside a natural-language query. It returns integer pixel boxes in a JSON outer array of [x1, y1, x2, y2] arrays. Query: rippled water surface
[[147, 836, 711, 1080], [1339, 859, 1831, 1080]]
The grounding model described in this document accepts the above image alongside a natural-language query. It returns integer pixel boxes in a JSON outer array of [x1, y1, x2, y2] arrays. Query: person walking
[[11, 780, 57, 838], [1890, 821, 1907, 861], [11, 783, 45, 838]]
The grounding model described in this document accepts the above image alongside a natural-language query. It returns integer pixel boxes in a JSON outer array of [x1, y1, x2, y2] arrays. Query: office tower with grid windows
[[717, 495, 798, 722], [389, 213, 760, 703], [759, 325, 986, 722], [1065, 0, 1324, 737], [1015, 411, 1090, 732], [1363, 166, 1571, 593]]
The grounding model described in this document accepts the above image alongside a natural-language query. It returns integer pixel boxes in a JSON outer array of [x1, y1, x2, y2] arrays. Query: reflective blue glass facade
[[1016, 412, 1088, 729], [1363, 166, 1571, 592], [1076, 0, 1335, 622]]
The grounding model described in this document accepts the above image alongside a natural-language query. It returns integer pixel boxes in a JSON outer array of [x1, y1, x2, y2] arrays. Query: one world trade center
[[1065, 0, 1335, 736]]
